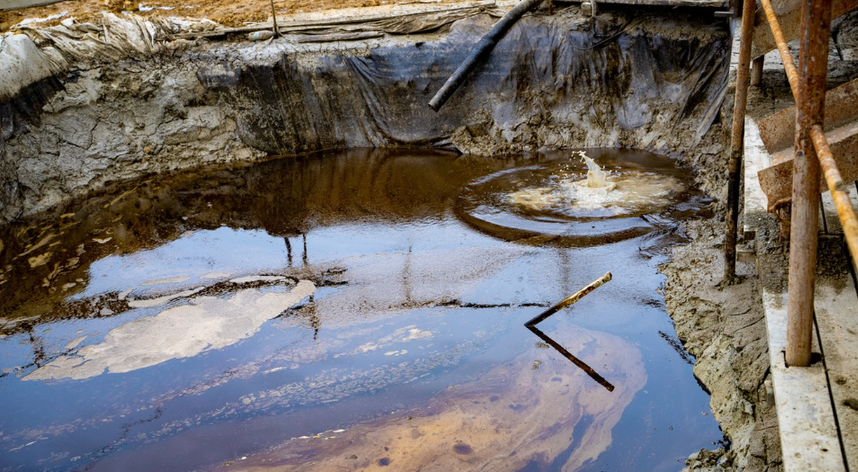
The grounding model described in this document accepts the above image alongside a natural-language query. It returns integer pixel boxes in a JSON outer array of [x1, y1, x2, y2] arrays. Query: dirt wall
[[0, 6, 729, 224]]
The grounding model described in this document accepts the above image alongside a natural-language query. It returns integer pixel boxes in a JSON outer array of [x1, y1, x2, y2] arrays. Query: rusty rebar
[[786, 0, 832, 368], [724, 0, 757, 282], [810, 125, 858, 270], [270, 0, 280, 37], [524, 272, 612, 327], [759, 0, 799, 99]]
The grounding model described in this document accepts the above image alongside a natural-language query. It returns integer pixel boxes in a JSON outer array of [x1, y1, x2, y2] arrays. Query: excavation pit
[[0, 3, 735, 471]]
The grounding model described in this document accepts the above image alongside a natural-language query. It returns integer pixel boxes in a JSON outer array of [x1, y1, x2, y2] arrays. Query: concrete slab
[[746, 118, 855, 472], [743, 117, 772, 240], [760, 287, 846, 472], [815, 276, 858, 470]]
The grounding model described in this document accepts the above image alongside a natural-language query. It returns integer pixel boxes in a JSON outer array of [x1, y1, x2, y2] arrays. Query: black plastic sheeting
[[200, 8, 730, 157]]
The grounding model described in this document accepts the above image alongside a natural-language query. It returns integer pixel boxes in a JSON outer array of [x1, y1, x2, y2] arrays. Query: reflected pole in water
[[302, 233, 308, 266], [527, 324, 615, 392], [524, 272, 614, 391]]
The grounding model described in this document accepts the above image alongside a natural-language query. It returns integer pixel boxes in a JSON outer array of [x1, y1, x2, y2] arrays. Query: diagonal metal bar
[[524, 272, 612, 327], [758, 0, 800, 97], [810, 125, 858, 271]]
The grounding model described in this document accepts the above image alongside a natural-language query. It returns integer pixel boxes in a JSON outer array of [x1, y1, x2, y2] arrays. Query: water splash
[[507, 151, 682, 217], [458, 149, 706, 246], [579, 150, 613, 190]]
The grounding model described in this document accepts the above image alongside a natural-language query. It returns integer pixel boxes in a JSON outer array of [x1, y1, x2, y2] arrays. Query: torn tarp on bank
[[201, 8, 729, 156]]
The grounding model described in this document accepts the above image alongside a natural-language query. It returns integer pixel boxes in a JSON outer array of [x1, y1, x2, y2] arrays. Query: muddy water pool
[[0, 148, 720, 471]]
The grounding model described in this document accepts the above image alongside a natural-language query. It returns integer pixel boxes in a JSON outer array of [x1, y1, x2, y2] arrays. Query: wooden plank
[[175, 0, 498, 39], [595, 0, 727, 7], [758, 120, 858, 209], [758, 78, 858, 154], [751, 0, 858, 60]]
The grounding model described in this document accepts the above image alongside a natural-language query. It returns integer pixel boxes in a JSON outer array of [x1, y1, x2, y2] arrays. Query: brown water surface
[[0, 148, 719, 472]]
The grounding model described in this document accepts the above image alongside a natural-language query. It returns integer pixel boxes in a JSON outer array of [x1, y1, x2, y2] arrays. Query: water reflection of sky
[[81, 228, 287, 297], [82, 220, 500, 299], [0, 150, 721, 472]]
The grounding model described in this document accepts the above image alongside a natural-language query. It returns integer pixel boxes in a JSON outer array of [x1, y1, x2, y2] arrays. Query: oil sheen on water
[[0, 148, 720, 472]]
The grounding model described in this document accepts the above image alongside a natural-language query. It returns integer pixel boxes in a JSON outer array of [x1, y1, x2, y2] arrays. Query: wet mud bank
[[1, 5, 729, 224], [661, 217, 783, 472]]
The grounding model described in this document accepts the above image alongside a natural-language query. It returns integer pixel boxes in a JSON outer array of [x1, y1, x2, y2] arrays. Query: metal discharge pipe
[[428, 0, 544, 112]]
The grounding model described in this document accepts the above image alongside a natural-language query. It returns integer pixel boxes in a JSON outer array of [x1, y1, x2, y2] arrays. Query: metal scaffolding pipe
[[724, 0, 757, 282], [428, 0, 544, 112], [810, 125, 858, 270], [786, 0, 832, 368], [759, 0, 800, 99]]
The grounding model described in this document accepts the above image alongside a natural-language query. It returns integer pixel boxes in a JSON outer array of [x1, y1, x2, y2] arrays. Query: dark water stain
[[0, 149, 721, 472]]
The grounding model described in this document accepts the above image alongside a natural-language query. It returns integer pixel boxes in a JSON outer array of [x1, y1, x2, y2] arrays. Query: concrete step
[[756, 77, 858, 210]]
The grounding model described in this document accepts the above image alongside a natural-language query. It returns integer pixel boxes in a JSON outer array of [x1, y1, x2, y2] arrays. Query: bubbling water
[[456, 149, 707, 247], [507, 153, 684, 218]]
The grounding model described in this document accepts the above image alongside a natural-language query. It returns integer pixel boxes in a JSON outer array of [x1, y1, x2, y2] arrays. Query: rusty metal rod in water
[[524, 272, 612, 327], [724, 0, 756, 282], [428, 0, 544, 112], [759, 0, 800, 99], [810, 125, 858, 270]]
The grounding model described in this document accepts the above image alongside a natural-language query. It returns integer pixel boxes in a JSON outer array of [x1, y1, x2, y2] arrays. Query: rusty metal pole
[[810, 125, 858, 270], [786, 0, 832, 367], [724, 0, 757, 283], [524, 272, 612, 327], [270, 0, 280, 37], [750, 56, 765, 86], [759, 0, 801, 99]]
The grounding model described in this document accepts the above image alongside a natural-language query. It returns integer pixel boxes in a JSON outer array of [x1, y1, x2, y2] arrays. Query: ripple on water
[[456, 148, 708, 247]]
